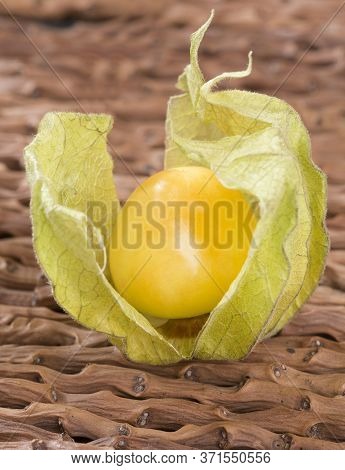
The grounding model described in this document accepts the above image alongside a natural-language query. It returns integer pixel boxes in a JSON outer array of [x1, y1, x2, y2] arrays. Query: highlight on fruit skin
[[23, 11, 328, 364], [109, 166, 256, 320]]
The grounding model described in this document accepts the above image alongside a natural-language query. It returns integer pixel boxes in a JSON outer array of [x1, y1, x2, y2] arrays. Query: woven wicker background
[[0, 0, 345, 450]]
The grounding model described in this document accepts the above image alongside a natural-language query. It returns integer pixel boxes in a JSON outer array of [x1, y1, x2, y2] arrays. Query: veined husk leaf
[[24, 12, 328, 364]]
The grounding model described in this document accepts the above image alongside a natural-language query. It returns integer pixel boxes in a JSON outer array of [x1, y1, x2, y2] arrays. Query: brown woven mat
[[0, 0, 345, 450]]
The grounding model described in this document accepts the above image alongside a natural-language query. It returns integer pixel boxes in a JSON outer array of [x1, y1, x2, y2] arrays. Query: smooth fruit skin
[[109, 166, 256, 320]]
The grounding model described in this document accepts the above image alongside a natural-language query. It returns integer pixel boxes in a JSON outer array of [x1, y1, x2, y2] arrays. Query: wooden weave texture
[[0, 0, 344, 450]]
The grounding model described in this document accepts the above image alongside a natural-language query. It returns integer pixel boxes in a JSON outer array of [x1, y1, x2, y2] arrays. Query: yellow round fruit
[[109, 166, 256, 320]]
